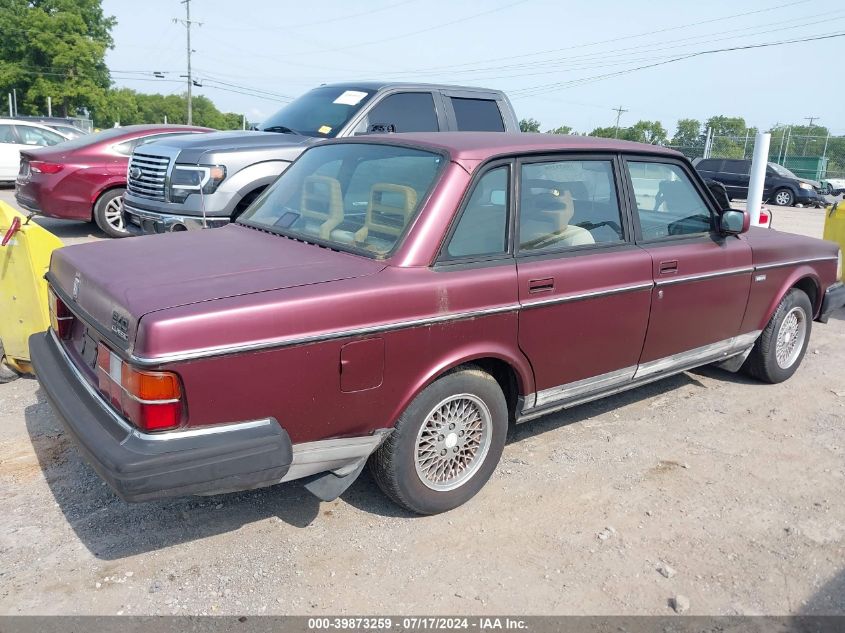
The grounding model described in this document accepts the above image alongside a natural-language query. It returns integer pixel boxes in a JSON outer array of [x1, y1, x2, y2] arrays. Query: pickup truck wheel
[[772, 188, 794, 207], [743, 288, 812, 383], [369, 368, 507, 515], [93, 188, 130, 238]]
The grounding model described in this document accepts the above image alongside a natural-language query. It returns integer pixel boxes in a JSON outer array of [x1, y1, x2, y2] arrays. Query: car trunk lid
[[48, 224, 385, 351]]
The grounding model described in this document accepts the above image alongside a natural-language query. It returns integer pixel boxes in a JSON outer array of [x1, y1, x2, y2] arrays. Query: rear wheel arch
[[389, 351, 533, 430], [91, 184, 126, 220]]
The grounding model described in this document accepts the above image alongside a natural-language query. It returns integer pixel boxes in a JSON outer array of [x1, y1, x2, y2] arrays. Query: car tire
[[772, 188, 794, 207], [369, 367, 508, 515], [742, 288, 812, 384], [93, 188, 130, 238]]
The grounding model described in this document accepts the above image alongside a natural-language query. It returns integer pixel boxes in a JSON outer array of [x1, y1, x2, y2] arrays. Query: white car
[[0, 119, 70, 183]]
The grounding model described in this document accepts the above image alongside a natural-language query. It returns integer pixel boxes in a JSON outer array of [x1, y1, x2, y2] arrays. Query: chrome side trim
[[520, 282, 653, 309], [519, 330, 762, 421], [534, 366, 636, 408], [634, 330, 761, 380], [49, 329, 276, 443], [655, 266, 753, 287], [130, 304, 520, 366], [754, 256, 838, 271], [280, 430, 391, 482]]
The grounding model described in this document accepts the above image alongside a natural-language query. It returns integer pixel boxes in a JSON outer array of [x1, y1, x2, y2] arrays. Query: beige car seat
[[354, 183, 418, 248], [299, 175, 344, 239]]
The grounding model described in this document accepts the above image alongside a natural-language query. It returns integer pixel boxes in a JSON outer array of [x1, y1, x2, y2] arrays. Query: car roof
[[0, 118, 71, 136], [315, 81, 507, 94], [337, 132, 683, 161]]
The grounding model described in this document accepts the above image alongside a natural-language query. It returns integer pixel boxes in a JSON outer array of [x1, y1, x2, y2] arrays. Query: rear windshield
[[238, 143, 445, 257], [258, 87, 375, 138]]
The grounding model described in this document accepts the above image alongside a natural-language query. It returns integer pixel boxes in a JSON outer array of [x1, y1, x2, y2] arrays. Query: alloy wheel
[[414, 393, 492, 491], [104, 196, 126, 232], [775, 306, 807, 369]]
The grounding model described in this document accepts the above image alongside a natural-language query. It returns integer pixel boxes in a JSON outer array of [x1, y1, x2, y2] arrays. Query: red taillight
[[29, 161, 63, 174], [759, 209, 770, 226], [95, 343, 185, 432], [48, 288, 74, 339]]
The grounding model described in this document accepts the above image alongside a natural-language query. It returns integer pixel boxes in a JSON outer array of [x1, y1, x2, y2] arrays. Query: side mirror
[[720, 209, 749, 235]]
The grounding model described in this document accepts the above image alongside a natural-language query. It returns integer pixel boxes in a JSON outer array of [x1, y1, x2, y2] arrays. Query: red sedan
[[15, 124, 212, 237]]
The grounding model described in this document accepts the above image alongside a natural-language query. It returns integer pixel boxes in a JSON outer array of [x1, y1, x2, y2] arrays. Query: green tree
[[588, 126, 617, 138], [704, 115, 746, 137], [671, 119, 701, 147], [0, 0, 115, 117], [519, 117, 541, 133], [546, 125, 573, 135], [628, 120, 667, 144]]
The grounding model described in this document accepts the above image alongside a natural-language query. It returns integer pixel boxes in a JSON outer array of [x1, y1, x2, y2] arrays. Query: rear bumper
[[29, 331, 292, 501], [819, 282, 845, 323], [124, 203, 230, 234]]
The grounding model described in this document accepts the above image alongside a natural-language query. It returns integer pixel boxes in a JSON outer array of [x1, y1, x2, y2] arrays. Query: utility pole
[[47, 96, 52, 117], [802, 116, 818, 156], [12, 89, 17, 117], [175, 0, 201, 125], [612, 105, 628, 138]]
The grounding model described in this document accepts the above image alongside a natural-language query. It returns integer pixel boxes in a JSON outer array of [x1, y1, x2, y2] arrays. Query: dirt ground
[[0, 189, 843, 616]]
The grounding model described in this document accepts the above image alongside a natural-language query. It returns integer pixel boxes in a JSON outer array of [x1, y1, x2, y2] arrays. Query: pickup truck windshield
[[258, 87, 376, 138], [238, 143, 444, 257]]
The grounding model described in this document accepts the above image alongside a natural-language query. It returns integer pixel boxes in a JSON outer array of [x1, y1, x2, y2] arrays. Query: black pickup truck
[[122, 82, 519, 235]]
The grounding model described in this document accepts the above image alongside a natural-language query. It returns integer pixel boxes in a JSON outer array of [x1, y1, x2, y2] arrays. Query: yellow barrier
[[0, 202, 63, 375], [824, 201, 845, 280]]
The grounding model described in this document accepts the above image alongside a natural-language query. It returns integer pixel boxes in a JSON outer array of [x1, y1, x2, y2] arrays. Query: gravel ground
[[0, 188, 843, 616]]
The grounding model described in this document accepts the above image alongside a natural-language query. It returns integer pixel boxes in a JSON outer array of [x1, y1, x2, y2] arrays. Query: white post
[[747, 132, 771, 226], [7, 93, 12, 117], [242, 114, 245, 130], [703, 127, 712, 159], [47, 96, 52, 117]]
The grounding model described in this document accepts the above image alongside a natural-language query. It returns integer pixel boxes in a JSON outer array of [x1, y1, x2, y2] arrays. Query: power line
[[378, 0, 810, 74], [201, 0, 418, 32], [509, 31, 845, 98]]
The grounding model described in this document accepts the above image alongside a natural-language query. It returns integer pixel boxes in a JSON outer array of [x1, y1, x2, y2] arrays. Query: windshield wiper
[[261, 125, 302, 135]]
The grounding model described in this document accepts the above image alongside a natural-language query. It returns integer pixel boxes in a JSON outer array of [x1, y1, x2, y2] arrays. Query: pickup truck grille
[[127, 152, 170, 201]]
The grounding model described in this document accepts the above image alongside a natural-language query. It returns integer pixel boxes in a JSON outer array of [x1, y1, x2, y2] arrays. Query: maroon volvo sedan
[[15, 124, 212, 238], [30, 133, 845, 514]]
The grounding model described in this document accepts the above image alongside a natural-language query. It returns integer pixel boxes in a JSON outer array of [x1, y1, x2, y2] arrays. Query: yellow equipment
[[824, 201, 845, 280], [0, 202, 63, 375]]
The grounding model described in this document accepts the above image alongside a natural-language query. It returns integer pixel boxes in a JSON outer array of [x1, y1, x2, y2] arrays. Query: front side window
[[450, 98, 505, 132], [445, 166, 509, 259], [353, 92, 439, 134], [518, 159, 624, 253], [15, 125, 65, 146], [238, 143, 444, 257], [627, 161, 712, 239]]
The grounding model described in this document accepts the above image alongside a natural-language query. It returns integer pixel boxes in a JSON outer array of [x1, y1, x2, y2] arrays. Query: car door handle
[[659, 260, 678, 274], [528, 277, 554, 293]]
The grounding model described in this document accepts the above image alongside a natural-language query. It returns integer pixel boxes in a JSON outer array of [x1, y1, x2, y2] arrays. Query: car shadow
[[799, 567, 845, 615], [31, 216, 107, 240], [25, 387, 321, 561]]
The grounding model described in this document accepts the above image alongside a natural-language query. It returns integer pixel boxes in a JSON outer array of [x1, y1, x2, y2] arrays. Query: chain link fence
[[666, 129, 845, 193]]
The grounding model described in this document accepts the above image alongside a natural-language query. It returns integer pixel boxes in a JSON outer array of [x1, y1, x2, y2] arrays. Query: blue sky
[[103, 0, 845, 134]]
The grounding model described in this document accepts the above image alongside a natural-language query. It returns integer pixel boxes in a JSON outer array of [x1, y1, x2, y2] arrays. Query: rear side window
[[450, 98, 505, 132], [0, 124, 16, 144], [354, 92, 439, 134], [723, 160, 750, 175], [15, 125, 65, 146], [519, 160, 624, 253]]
